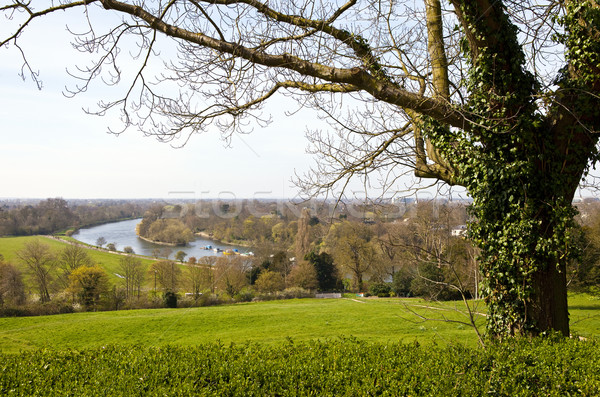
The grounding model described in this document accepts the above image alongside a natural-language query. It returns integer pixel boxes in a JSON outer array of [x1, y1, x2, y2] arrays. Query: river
[[72, 218, 250, 259]]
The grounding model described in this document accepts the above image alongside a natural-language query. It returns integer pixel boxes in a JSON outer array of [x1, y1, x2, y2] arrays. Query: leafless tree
[[119, 255, 145, 299], [17, 239, 56, 303], [0, 261, 26, 306], [58, 244, 93, 289]]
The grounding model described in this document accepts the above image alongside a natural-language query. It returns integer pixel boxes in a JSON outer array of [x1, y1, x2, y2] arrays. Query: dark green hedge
[[1, 337, 598, 396]]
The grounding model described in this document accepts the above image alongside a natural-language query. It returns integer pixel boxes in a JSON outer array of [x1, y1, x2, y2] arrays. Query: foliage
[[175, 250, 186, 263], [420, 1, 600, 336], [569, 212, 600, 293], [123, 246, 134, 254], [67, 265, 110, 311], [137, 206, 193, 245], [392, 269, 413, 298], [409, 262, 463, 301], [288, 260, 318, 291], [0, 198, 76, 236], [369, 283, 392, 298], [305, 251, 340, 292], [254, 270, 285, 293], [163, 291, 178, 308], [0, 199, 146, 237], [1, 338, 600, 396], [324, 221, 377, 292]]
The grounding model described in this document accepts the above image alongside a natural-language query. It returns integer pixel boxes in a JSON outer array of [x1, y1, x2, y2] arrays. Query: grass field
[[0, 294, 598, 354], [1, 235, 599, 355], [0, 235, 157, 283]]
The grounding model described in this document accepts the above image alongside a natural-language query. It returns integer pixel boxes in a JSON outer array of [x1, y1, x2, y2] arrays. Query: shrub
[[123, 246, 135, 254], [369, 283, 392, 297], [392, 270, 413, 297], [234, 290, 255, 303], [163, 291, 178, 308], [0, 301, 75, 317], [1, 338, 599, 395], [277, 287, 313, 299]]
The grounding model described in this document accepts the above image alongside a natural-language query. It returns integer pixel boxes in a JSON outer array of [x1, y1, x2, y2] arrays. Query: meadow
[[2, 235, 600, 395], [0, 235, 157, 283], [0, 294, 599, 354], [1, 234, 599, 354]]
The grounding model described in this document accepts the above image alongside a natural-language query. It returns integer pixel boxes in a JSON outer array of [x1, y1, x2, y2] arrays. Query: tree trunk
[[530, 260, 569, 336]]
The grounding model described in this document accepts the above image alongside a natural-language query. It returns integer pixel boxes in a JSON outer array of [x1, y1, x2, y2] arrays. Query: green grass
[[0, 294, 598, 354], [1, 236, 599, 355], [569, 293, 600, 339], [0, 235, 157, 283], [0, 298, 486, 353]]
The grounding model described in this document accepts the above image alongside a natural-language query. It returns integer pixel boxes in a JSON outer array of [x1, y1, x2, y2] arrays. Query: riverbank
[[137, 234, 183, 247], [195, 231, 253, 248]]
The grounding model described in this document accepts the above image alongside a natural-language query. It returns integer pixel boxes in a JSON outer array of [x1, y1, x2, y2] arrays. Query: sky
[[0, 6, 324, 200], [2, 4, 594, 202]]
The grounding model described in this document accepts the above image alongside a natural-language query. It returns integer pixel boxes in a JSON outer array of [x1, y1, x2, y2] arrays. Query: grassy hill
[[1, 235, 599, 355], [0, 235, 157, 283], [0, 294, 598, 354]]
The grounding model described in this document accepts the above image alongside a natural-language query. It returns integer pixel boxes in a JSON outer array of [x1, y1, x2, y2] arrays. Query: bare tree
[[150, 260, 181, 293], [119, 255, 145, 299], [0, 261, 26, 306], [185, 263, 212, 299], [214, 256, 251, 297], [58, 244, 93, 289], [17, 239, 56, 303]]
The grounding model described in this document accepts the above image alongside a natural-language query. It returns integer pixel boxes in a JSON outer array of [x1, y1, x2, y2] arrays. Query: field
[[1, 235, 599, 354], [0, 294, 599, 354], [0, 297, 488, 353], [0, 235, 157, 283], [1, 298, 599, 396], [2, 237, 600, 394]]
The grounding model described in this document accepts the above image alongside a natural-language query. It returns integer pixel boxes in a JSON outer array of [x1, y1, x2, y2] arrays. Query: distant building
[[451, 225, 467, 237]]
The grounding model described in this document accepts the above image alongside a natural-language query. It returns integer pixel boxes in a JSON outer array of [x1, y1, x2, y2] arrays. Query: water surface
[[72, 218, 249, 259]]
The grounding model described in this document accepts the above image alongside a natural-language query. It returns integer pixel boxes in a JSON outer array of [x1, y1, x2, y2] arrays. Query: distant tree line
[[0, 198, 148, 236]]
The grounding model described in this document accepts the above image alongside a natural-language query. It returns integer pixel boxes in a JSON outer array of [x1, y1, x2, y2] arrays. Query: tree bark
[[530, 260, 570, 336]]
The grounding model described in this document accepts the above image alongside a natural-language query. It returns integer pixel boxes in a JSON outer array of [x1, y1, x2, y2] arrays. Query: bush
[[278, 287, 313, 299], [123, 246, 135, 254], [392, 270, 413, 297], [0, 301, 75, 317], [1, 338, 599, 395], [163, 291, 178, 308], [234, 289, 255, 303], [369, 283, 392, 297]]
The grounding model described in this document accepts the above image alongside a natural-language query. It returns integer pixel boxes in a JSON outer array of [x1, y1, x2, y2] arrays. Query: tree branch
[[97, 0, 467, 129]]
